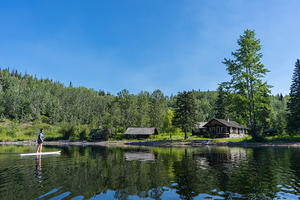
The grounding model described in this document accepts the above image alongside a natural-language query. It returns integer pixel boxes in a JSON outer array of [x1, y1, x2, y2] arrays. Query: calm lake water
[[0, 145, 299, 200]]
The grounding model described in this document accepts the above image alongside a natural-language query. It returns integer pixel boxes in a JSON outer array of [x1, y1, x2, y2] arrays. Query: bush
[[60, 123, 76, 140], [79, 125, 90, 140], [41, 115, 50, 123], [6, 130, 16, 137], [24, 131, 34, 136], [89, 128, 111, 141]]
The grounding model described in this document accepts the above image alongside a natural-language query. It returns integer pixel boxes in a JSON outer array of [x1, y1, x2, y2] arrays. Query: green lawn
[[109, 131, 253, 143]]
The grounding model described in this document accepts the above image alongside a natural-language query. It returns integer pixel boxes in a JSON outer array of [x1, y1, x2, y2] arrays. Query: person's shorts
[[37, 140, 43, 144]]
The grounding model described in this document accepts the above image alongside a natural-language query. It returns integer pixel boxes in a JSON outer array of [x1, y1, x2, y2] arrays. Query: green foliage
[[270, 94, 288, 135], [40, 115, 50, 123], [89, 128, 111, 141], [78, 125, 91, 140], [222, 29, 271, 140], [60, 123, 76, 140], [215, 85, 226, 119], [173, 91, 197, 139], [163, 109, 175, 133], [0, 67, 291, 142], [149, 89, 168, 130], [191, 90, 217, 122], [287, 59, 300, 135]]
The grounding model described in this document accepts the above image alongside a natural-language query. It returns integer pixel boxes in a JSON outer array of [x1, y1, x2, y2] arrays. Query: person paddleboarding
[[36, 128, 44, 153]]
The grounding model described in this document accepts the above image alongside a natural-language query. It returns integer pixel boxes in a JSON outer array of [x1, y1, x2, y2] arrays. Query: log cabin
[[203, 118, 248, 138]]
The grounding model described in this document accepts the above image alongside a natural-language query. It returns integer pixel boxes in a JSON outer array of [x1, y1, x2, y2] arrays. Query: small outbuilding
[[124, 127, 158, 139]]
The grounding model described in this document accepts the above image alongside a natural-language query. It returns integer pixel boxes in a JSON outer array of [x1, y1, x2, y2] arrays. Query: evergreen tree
[[172, 91, 197, 139], [287, 59, 300, 135], [222, 29, 271, 140], [215, 85, 226, 119]]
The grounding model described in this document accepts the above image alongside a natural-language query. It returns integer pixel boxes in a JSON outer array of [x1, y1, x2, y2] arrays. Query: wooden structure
[[124, 127, 158, 139], [203, 118, 248, 138], [192, 122, 208, 136]]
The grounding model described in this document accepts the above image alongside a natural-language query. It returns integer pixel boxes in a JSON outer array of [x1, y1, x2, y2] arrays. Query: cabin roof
[[124, 127, 158, 135], [194, 122, 208, 129], [204, 118, 248, 129]]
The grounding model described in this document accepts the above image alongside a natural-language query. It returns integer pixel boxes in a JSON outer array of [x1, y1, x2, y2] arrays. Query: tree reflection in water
[[0, 145, 299, 199]]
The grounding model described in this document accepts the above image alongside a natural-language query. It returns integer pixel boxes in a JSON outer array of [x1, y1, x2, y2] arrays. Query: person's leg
[[40, 144, 43, 153], [36, 144, 40, 153], [37, 144, 42, 153]]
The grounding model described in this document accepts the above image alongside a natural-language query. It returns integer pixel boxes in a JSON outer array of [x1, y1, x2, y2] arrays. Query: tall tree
[[287, 59, 300, 135], [215, 85, 226, 119], [222, 29, 271, 140], [173, 91, 197, 139], [136, 91, 151, 127], [149, 89, 167, 130]]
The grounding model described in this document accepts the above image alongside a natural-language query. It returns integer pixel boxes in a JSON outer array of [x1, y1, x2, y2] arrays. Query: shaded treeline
[[0, 69, 217, 133], [0, 68, 288, 134]]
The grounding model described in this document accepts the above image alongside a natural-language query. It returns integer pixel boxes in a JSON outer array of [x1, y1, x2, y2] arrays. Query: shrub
[[41, 115, 50, 123], [24, 131, 34, 136], [60, 123, 76, 140], [79, 125, 90, 140], [89, 128, 111, 141], [6, 130, 16, 138]]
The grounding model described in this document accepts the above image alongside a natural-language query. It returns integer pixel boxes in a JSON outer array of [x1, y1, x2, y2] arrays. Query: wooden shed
[[124, 127, 158, 139]]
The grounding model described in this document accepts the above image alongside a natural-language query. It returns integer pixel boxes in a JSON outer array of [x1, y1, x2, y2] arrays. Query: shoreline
[[1, 140, 300, 148]]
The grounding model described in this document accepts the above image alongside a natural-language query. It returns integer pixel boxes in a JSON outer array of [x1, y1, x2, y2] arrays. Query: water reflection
[[0, 145, 299, 199], [35, 155, 42, 182], [125, 150, 156, 161]]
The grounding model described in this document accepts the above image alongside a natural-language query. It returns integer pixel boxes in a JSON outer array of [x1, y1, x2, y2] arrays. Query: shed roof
[[124, 127, 158, 135], [204, 118, 248, 129]]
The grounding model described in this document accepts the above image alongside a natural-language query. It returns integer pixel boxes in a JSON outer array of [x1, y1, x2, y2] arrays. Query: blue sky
[[0, 0, 299, 95]]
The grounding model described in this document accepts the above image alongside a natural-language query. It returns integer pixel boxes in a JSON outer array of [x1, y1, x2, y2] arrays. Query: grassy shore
[[1, 119, 300, 144], [0, 120, 62, 141]]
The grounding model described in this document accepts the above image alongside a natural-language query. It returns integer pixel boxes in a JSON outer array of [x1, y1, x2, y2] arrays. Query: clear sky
[[0, 0, 299, 96]]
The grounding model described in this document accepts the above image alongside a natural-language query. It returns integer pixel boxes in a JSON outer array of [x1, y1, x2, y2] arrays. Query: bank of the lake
[[1, 120, 300, 148], [1, 139, 300, 148]]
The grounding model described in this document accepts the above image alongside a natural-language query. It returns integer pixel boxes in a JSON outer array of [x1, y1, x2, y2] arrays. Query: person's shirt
[[38, 132, 44, 141]]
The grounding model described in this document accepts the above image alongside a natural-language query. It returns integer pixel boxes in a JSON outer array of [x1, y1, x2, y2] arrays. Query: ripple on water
[[1, 146, 300, 200]]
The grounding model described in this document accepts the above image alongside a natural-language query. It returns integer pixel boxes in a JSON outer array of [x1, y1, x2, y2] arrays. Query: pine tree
[[215, 85, 226, 119], [172, 91, 197, 139], [287, 59, 300, 135]]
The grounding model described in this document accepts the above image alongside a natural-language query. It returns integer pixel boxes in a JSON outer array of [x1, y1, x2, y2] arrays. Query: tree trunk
[[246, 66, 253, 129], [184, 129, 187, 139]]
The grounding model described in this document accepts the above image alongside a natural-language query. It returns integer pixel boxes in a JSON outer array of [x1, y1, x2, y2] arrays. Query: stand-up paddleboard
[[19, 151, 61, 156]]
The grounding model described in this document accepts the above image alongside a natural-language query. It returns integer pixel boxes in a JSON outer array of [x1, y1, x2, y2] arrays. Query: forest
[[0, 67, 288, 140], [1, 30, 299, 141]]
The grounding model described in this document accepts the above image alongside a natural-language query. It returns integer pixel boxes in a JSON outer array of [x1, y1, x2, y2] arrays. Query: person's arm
[[38, 133, 43, 142]]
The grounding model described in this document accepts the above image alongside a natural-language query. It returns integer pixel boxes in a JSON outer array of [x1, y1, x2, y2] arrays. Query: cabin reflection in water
[[192, 147, 247, 171], [125, 152, 156, 161]]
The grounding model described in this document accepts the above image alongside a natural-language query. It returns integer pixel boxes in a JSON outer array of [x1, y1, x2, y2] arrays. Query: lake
[[0, 145, 299, 200]]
